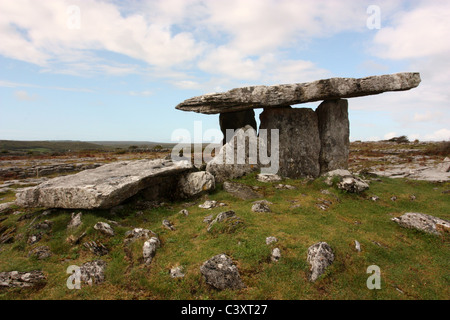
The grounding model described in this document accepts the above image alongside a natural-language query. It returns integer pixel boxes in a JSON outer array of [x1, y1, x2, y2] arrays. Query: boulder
[[16, 159, 193, 209], [222, 181, 262, 200], [206, 126, 259, 183], [176, 73, 421, 114], [259, 107, 321, 178], [307, 242, 335, 282], [200, 254, 245, 290], [392, 213, 450, 236], [220, 110, 257, 144], [316, 99, 350, 173], [177, 171, 215, 198], [0, 270, 46, 288]]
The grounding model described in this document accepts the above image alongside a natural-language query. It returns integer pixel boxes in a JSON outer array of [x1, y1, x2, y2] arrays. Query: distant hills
[[0, 140, 175, 154]]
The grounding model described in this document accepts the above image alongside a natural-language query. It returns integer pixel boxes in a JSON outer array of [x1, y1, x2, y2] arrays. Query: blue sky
[[0, 0, 449, 142]]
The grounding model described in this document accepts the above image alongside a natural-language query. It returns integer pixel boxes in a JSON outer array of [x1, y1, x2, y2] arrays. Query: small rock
[[162, 219, 175, 231], [266, 236, 278, 245], [179, 209, 189, 216], [251, 200, 272, 213], [66, 231, 86, 245], [275, 184, 296, 190], [307, 242, 334, 282], [203, 214, 214, 224], [169, 266, 185, 278], [370, 196, 379, 201], [207, 211, 237, 232], [200, 254, 245, 290], [33, 220, 53, 230], [80, 260, 107, 285], [0, 270, 46, 288], [338, 176, 369, 193], [391, 196, 397, 201], [84, 241, 109, 256], [199, 200, 218, 209], [410, 195, 416, 201], [28, 246, 52, 260], [257, 174, 282, 183], [143, 237, 160, 265], [124, 228, 156, 244], [354, 240, 361, 252], [392, 212, 450, 236], [223, 181, 262, 200], [67, 212, 83, 230], [94, 222, 114, 236], [271, 248, 281, 262], [27, 233, 42, 245]]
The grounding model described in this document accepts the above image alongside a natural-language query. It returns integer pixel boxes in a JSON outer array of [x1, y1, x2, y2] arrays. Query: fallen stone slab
[[15, 159, 193, 209], [176, 72, 421, 114], [392, 213, 450, 236]]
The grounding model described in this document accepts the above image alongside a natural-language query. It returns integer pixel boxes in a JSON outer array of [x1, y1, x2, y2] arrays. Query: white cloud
[[14, 90, 38, 101], [423, 129, 450, 141], [384, 132, 397, 140]]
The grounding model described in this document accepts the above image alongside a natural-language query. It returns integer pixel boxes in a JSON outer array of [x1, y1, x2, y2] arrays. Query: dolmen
[[176, 72, 421, 179]]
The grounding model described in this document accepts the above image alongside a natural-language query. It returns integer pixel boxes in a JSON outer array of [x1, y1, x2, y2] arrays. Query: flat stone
[[176, 73, 421, 114], [15, 159, 193, 209], [259, 107, 321, 178], [0, 270, 46, 288]]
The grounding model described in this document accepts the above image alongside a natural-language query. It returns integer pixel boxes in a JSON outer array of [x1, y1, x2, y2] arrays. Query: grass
[[0, 173, 449, 300]]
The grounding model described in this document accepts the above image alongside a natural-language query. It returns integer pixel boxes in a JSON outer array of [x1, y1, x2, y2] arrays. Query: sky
[[0, 0, 449, 143]]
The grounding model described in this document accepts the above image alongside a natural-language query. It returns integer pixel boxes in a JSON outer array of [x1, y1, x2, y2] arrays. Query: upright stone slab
[[316, 99, 349, 174], [259, 107, 321, 178], [219, 110, 257, 144]]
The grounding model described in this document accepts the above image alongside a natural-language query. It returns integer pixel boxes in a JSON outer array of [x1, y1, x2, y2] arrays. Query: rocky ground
[[0, 141, 448, 300]]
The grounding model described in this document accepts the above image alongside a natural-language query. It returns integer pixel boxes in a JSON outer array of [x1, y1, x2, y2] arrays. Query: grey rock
[[316, 99, 349, 174], [223, 181, 262, 200], [80, 260, 107, 285], [162, 219, 175, 231], [169, 266, 185, 278], [251, 200, 272, 213], [200, 254, 245, 290], [392, 213, 450, 236], [266, 236, 278, 245], [206, 126, 259, 183], [177, 171, 215, 198], [437, 157, 450, 173], [16, 159, 193, 209], [33, 220, 53, 230], [176, 73, 421, 114], [207, 210, 236, 232], [28, 245, 52, 260], [0, 202, 15, 214], [203, 214, 214, 224], [275, 184, 296, 190], [338, 176, 369, 193], [199, 200, 218, 209], [84, 241, 109, 256], [67, 212, 83, 230], [307, 242, 335, 282], [259, 107, 321, 178], [0, 270, 46, 288], [27, 233, 42, 245], [66, 231, 86, 245], [256, 174, 282, 183], [124, 228, 156, 244], [179, 209, 189, 216], [220, 110, 257, 144], [94, 222, 114, 236], [271, 248, 281, 262], [143, 237, 160, 265], [355, 240, 361, 252]]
